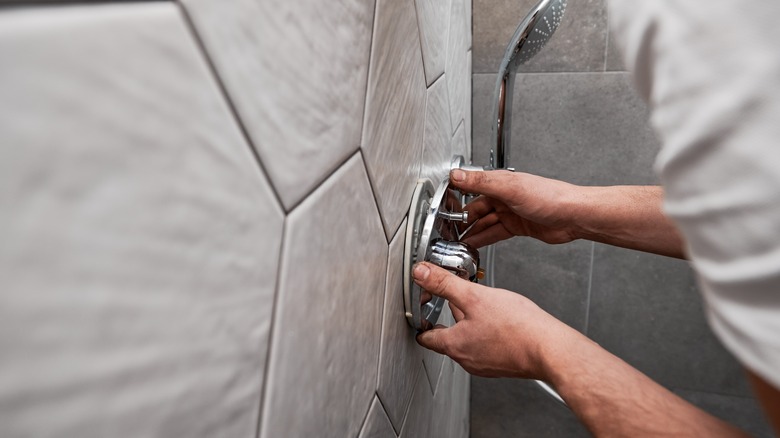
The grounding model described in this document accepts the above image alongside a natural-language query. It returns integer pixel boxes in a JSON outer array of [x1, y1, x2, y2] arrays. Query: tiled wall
[[470, 0, 773, 437], [0, 1, 471, 437]]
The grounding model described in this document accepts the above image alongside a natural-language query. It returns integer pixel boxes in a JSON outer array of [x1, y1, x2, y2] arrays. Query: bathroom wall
[[0, 1, 471, 437], [470, 0, 773, 437]]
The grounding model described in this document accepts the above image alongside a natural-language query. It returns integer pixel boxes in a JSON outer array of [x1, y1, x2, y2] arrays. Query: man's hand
[[452, 169, 584, 248], [413, 261, 750, 437], [413, 261, 587, 380], [451, 169, 686, 258]]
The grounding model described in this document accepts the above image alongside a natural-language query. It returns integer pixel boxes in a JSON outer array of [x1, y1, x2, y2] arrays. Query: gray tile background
[[470, 1, 774, 437]]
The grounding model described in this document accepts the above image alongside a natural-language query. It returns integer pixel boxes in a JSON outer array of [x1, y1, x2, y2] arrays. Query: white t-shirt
[[608, 0, 780, 390]]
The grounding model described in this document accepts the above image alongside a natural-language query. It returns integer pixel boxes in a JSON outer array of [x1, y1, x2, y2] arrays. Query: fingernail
[[451, 169, 466, 182], [413, 263, 430, 281]]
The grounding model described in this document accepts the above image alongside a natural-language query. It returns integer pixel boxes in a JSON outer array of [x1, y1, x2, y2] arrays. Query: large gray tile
[[447, 0, 471, 132], [472, 72, 660, 185], [588, 244, 754, 397], [415, 0, 452, 86], [0, 4, 282, 437], [182, 0, 375, 211], [473, 0, 608, 73], [673, 389, 773, 438], [377, 219, 424, 433], [605, 30, 626, 71], [494, 239, 592, 332], [451, 364, 471, 438], [470, 377, 590, 437], [400, 367, 434, 438], [359, 397, 397, 438], [362, 0, 426, 240], [262, 154, 387, 438], [421, 74, 454, 186]]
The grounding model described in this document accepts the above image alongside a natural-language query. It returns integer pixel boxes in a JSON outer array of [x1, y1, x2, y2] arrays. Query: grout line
[[357, 0, 379, 161], [175, 1, 286, 212], [253, 219, 288, 438], [357, 149, 394, 243], [411, 0, 431, 86], [583, 241, 595, 335], [354, 395, 377, 438], [283, 148, 362, 216], [373, 395, 400, 438]]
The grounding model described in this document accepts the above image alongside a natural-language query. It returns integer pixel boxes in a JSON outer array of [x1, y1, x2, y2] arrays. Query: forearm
[[568, 185, 685, 259], [541, 332, 749, 437]]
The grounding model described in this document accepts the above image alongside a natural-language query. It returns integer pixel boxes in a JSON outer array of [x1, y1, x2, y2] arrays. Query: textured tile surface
[[358, 397, 397, 438], [182, 0, 375, 210], [400, 367, 434, 438], [472, 72, 661, 184], [452, 121, 470, 165], [377, 219, 424, 432], [0, 4, 282, 437], [674, 389, 773, 438], [471, 377, 589, 437], [473, 0, 608, 73], [588, 244, 753, 397], [362, 0, 426, 239], [415, 0, 451, 85], [605, 31, 626, 71], [494, 239, 592, 332], [262, 154, 387, 438], [447, 0, 470, 132], [421, 74, 453, 186]]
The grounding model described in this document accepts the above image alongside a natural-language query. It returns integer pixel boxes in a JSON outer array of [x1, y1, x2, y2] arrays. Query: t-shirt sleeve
[[608, 0, 780, 389]]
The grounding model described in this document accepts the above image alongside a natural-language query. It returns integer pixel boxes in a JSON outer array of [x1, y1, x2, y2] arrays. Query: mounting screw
[[437, 210, 469, 223]]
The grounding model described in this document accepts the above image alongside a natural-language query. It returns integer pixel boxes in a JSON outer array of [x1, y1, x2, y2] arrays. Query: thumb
[[450, 169, 516, 201], [413, 262, 474, 311], [416, 325, 451, 355]]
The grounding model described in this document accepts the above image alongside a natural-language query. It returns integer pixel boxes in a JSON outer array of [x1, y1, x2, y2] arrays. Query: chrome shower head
[[491, 0, 567, 170]]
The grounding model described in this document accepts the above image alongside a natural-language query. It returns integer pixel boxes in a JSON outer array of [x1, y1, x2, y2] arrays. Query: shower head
[[506, 0, 567, 68], [491, 0, 567, 170]]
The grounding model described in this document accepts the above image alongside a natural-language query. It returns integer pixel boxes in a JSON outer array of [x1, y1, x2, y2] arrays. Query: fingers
[[463, 196, 497, 225], [449, 302, 465, 322], [413, 262, 475, 311], [463, 222, 514, 248], [451, 169, 518, 202], [416, 325, 451, 355]]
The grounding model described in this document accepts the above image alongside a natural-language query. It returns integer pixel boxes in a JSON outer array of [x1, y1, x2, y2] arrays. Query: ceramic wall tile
[[473, 0, 608, 73], [415, 0, 452, 86], [261, 154, 387, 438], [182, 0, 375, 211], [421, 74, 454, 186], [447, 0, 470, 132], [452, 120, 469, 163], [358, 397, 397, 438], [377, 219, 424, 433], [466, 51, 473, 160], [0, 4, 282, 436], [362, 0, 427, 240], [400, 367, 434, 438]]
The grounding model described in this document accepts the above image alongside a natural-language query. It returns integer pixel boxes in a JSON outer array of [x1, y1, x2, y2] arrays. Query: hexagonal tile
[[261, 154, 387, 438], [0, 4, 283, 436], [421, 74, 454, 186], [377, 219, 424, 432], [400, 365, 434, 438], [182, 0, 375, 211], [446, 0, 470, 132], [415, 0, 452, 86], [452, 120, 469, 162], [362, 0, 427, 240], [358, 396, 396, 438]]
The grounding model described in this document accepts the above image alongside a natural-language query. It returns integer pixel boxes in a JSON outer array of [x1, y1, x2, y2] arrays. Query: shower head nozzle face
[[512, 0, 567, 66]]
